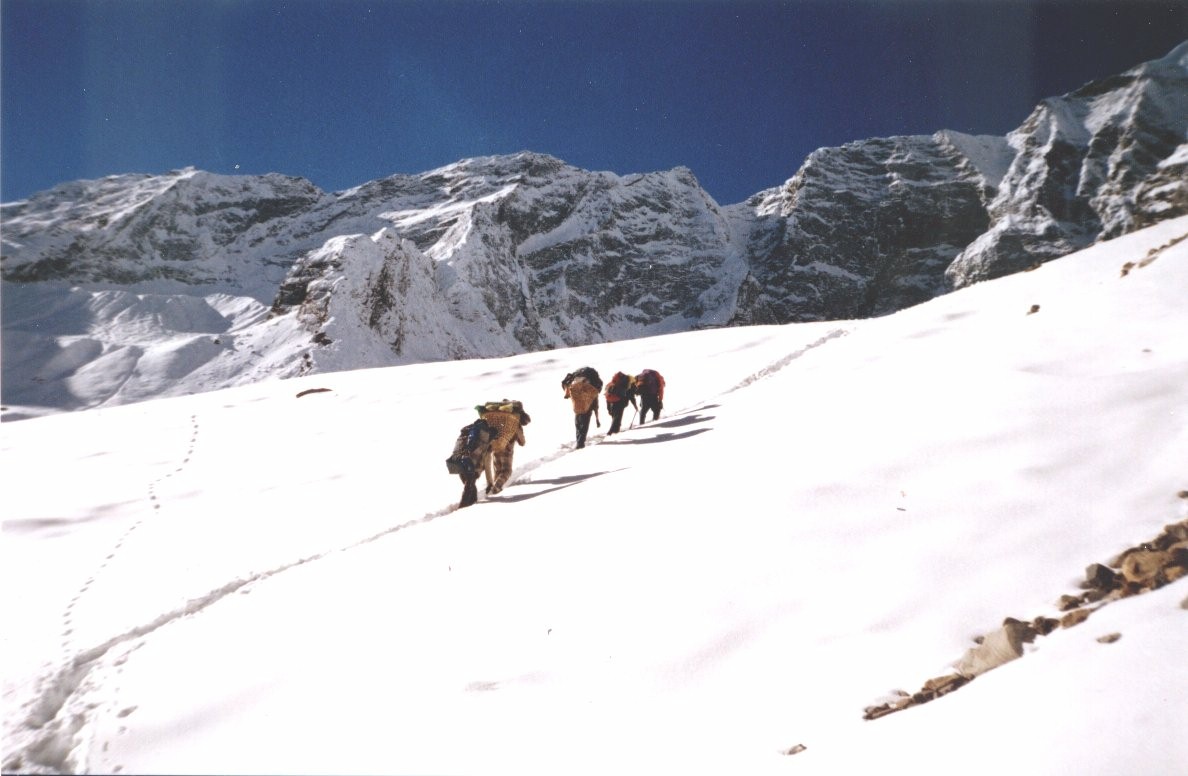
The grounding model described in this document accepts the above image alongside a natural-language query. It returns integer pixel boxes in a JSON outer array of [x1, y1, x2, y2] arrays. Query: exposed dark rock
[[1057, 594, 1082, 611], [946, 43, 1188, 287], [1084, 562, 1120, 591], [864, 515, 1188, 721]]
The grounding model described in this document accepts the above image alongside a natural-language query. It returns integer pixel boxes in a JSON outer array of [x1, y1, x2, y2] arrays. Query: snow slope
[[2, 217, 1187, 774]]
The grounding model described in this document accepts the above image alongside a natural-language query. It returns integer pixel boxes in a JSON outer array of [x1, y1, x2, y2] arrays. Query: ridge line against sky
[[1, 1, 1185, 206]]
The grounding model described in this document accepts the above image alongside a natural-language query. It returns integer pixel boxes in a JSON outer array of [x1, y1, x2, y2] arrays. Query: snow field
[[3, 216, 1187, 774]]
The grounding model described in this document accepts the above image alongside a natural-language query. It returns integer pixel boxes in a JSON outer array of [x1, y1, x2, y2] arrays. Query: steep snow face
[[946, 44, 1188, 286], [285, 228, 471, 369]]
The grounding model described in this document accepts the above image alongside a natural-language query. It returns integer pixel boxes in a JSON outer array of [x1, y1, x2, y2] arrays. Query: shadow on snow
[[494, 468, 627, 503]]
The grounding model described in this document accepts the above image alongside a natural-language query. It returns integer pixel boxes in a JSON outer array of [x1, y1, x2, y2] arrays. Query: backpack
[[476, 400, 532, 426], [561, 367, 603, 391], [637, 369, 664, 399], [446, 418, 493, 475], [605, 371, 633, 401]]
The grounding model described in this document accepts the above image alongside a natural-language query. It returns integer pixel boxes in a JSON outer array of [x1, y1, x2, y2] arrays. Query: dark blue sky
[[2, 1, 1185, 205]]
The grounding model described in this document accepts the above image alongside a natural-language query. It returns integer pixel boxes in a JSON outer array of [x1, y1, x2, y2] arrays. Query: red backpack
[[605, 371, 632, 401], [637, 369, 665, 400]]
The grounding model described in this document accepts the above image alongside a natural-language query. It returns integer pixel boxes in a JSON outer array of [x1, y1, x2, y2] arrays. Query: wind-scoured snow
[[3, 216, 1186, 775]]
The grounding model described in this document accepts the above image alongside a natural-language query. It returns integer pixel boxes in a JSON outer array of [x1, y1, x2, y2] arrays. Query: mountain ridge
[[3, 44, 1186, 416]]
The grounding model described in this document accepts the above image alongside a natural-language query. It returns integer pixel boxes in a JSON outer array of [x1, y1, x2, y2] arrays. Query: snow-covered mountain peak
[[3, 45, 1187, 417], [1, 168, 187, 231], [1134, 38, 1188, 76], [422, 151, 574, 193], [945, 41, 1188, 287]]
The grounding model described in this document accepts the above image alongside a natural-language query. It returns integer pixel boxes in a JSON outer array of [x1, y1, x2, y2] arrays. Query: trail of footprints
[[19, 406, 490, 773], [27, 340, 848, 771], [27, 348, 845, 770], [60, 414, 201, 655], [6, 415, 203, 774]]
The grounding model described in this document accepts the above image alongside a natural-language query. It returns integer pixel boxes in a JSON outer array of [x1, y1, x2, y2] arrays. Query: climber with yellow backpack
[[445, 400, 530, 505], [561, 367, 602, 449]]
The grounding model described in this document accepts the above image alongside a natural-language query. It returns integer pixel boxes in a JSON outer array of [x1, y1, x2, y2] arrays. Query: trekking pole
[[629, 406, 638, 429]]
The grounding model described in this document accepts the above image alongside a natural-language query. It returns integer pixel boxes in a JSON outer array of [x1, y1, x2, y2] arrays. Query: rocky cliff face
[[3, 43, 1186, 413], [269, 153, 745, 359], [946, 41, 1188, 286], [730, 130, 1008, 323], [0, 170, 331, 297]]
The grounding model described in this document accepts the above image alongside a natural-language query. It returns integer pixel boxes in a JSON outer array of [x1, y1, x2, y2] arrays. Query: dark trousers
[[639, 396, 661, 424], [460, 474, 479, 508], [607, 401, 627, 434], [575, 411, 593, 448]]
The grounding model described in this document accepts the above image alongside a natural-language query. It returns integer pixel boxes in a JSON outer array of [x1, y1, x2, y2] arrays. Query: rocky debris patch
[[1120, 231, 1187, 276], [864, 513, 1188, 721]]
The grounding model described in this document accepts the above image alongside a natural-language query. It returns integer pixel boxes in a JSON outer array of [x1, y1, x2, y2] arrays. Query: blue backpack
[[446, 418, 493, 475]]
